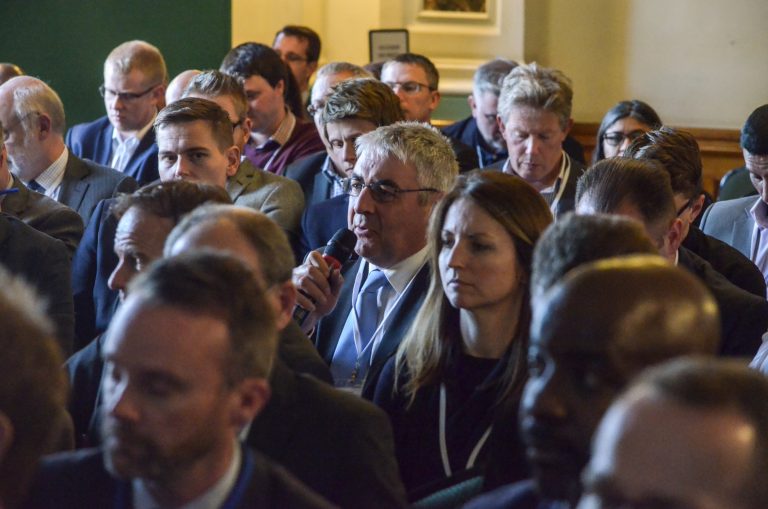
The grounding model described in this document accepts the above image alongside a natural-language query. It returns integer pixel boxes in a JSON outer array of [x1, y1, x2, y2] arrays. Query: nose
[[108, 259, 130, 294], [446, 241, 466, 269], [172, 157, 191, 180], [343, 142, 357, 167], [103, 376, 140, 423], [353, 183, 376, 214], [521, 370, 568, 422], [525, 136, 541, 156], [618, 137, 633, 156]]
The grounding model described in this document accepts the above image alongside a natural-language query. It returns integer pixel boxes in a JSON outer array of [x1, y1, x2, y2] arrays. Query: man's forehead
[[355, 155, 416, 180], [384, 62, 426, 80], [744, 149, 768, 172], [157, 120, 217, 148]]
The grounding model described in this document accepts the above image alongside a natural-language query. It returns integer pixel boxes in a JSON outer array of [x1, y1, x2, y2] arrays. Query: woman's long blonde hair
[[395, 171, 553, 405]]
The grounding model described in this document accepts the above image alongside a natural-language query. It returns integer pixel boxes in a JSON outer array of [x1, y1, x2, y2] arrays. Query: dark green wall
[[0, 1, 231, 126]]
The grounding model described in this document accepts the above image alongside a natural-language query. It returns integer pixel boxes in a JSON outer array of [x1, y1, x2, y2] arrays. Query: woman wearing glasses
[[373, 171, 552, 497], [592, 100, 662, 164]]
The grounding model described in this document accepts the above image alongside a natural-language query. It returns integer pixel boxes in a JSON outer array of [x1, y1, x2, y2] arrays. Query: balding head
[[521, 255, 720, 505], [581, 358, 768, 509], [165, 69, 201, 104], [0, 76, 67, 182]]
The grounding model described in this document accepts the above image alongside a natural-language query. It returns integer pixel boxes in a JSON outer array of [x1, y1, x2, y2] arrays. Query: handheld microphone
[[293, 228, 357, 325]]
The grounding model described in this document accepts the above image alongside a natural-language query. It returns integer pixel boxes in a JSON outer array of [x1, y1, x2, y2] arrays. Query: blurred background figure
[[592, 99, 662, 163]]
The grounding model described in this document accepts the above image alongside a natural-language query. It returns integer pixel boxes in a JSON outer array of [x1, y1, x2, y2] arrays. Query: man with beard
[[25, 252, 333, 508]]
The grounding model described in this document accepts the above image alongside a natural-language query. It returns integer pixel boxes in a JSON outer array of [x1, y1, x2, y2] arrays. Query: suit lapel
[[226, 160, 257, 203], [58, 154, 90, 213], [95, 120, 114, 165], [731, 207, 754, 257], [124, 126, 155, 176], [312, 167, 333, 205]]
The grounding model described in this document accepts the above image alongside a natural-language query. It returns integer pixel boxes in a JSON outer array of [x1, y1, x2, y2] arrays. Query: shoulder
[[464, 479, 541, 509], [442, 116, 474, 139], [248, 450, 336, 509], [67, 116, 111, 138], [285, 152, 327, 179], [23, 449, 116, 507], [702, 195, 758, 223]]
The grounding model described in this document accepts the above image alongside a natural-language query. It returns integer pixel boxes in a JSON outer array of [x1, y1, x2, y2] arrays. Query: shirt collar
[[368, 245, 429, 294], [31, 147, 68, 193], [269, 109, 296, 147], [502, 151, 566, 193], [750, 198, 768, 229], [132, 441, 242, 509]]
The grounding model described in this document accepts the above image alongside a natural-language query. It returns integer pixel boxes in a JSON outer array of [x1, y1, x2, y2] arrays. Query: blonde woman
[[373, 170, 553, 495]]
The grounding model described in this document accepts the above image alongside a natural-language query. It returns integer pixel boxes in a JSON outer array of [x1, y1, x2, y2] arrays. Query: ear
[[467, 93, 476, 111], [429, 89, 441, 112], [225, 145, 240, 178], [241, 117, 253, 145], [562, 117, 574, 137], [690, 194, 706, 222], [0, 411, 14, 462], [230, 378, 271, 427], [272, 281, 297, 330], [37, 114, 52, 140], [497, 116, 508, 141], [152, 84, 166, 107], [666, 217, 685, 255], [275, 79, 285, 98]]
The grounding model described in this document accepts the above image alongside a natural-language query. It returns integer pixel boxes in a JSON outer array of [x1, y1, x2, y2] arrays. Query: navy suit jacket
[[23, 446, 334, 509], [65, 115, 159, 186], [71, 198, 119, 350], [314, 257, 432, 399], [58, 153, 137, 226], [284, 151, 337, 208], [297, 194, 349, 261]]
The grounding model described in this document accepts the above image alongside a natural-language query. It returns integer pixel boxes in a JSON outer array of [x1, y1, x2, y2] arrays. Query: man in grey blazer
[[701, 104, 768, 288], [0, 76, 137, 228], [182, 70, 304, 246]]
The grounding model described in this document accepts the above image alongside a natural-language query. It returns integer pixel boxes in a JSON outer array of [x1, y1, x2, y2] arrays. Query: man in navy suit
[[285, 61, 372, 208], [0, 76, 137, 228], [296, 77, 404, 259], [294, 122, 459, 398], [65, 40, 166, 185], [27, 252, 332, 509]]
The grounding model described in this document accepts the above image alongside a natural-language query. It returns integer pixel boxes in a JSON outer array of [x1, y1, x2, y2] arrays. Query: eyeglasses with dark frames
[[676, 197, 694, 217], [99, 83, 160, 102], [342, 176, 439, 203], [602, 129, 646, 147], [383, 81, 434, 95]]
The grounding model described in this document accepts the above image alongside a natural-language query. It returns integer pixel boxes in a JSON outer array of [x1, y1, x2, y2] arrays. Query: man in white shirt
[[0, 76, 136, 228], [66, 40, 167, 185]]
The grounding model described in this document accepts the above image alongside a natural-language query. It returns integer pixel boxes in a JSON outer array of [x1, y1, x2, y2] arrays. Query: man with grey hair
[[490, 63, 585, 218], [443, 58, 518, 168], [0, 76, 136, 229], [296, 78, 404, 258], [66, 40, 167, 185], [0, 109, 83, 256], [294, 121, 459, 398], [579, 358, 768, 509], [286, 61, 372, 207]]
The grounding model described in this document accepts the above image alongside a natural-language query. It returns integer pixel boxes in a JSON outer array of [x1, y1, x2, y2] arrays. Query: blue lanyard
[[113, 447, 256, 509]]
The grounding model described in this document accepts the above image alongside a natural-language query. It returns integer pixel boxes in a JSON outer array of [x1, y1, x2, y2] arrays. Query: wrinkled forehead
[[744, 149, 768, 173]]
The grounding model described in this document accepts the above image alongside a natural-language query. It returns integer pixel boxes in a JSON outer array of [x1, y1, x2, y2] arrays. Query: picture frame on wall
[[369, 29, 409, 63]]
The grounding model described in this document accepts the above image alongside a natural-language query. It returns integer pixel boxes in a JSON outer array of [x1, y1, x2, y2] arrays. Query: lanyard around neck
[[438, 383, 493, 477]]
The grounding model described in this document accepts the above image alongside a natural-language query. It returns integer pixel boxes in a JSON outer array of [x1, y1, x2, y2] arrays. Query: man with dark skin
[[466, 256, 720, 508]]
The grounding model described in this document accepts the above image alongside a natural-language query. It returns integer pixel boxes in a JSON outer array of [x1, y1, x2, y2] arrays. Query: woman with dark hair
[[592, 99, 662, 163], [373, 171, 553, 496]]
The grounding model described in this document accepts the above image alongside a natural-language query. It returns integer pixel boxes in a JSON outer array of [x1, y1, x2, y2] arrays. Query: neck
[[140, 439, 235, 508], [42, 139, 66, 169], [251, 108, 287, 146], [460, 292, 523, 359], [528, 154, 563, 192]]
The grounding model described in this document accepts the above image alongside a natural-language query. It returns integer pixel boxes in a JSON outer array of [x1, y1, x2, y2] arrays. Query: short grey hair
[[497, 62, 573, 129], [316, 61, 372, 81], [8, 77, 66, 135], [354, 121, 459, 196], [473, 58, 518, 97]]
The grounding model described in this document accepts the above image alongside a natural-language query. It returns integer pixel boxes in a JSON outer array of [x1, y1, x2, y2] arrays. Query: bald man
[[165, 69, 201, 104], [580, 358, 768, 509], [467, 256, 720, 509], [0, 76, 136, 229]]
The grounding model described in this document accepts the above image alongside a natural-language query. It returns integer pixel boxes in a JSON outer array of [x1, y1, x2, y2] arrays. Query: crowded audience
[[2, 24, 767, 509]]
